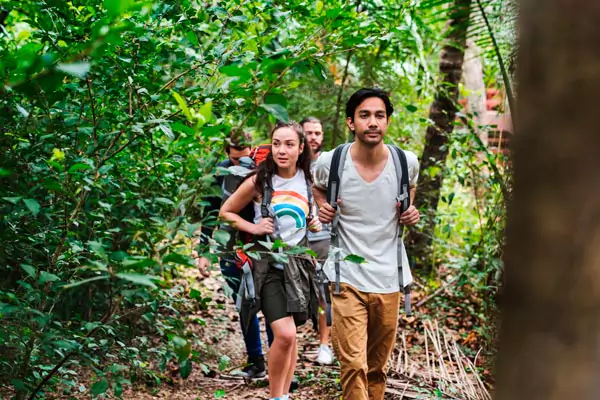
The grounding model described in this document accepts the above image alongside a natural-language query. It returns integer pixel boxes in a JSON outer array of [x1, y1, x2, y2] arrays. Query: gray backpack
[[322, 143, 413, 325]]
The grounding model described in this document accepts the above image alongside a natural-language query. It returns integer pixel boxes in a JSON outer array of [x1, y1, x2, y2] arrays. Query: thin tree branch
[[27, 299, 122, 400], [158, 64, 203, 93], [85, 77, 98, 150], [101, 132, 146, 165]]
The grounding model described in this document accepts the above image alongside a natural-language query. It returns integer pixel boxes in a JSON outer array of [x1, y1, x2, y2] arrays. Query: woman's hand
[[253, 217, 275, 235], [308, 215, 322, 232]]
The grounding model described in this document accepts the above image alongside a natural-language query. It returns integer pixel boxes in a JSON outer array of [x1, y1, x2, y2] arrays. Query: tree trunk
[[407, 0, 472, 274], [330, 51, 353, 148], [496, 3, 600, 399]]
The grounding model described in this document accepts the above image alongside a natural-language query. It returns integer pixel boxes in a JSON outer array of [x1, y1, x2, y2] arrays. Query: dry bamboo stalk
[[456, 340, 490, 400], [442, 330, 461, 393], [433, 323, 450, 385], [462, 346, 492, 400], [395, 349, 402, 373], [402, 330, 409, 373], [453, 341, 477, 399], [424, 322, 444, 382], [400, 381, 410, 399], [425, 324, 432, 384], [414, 320, 492, 400], [449, 334, 474, 399]]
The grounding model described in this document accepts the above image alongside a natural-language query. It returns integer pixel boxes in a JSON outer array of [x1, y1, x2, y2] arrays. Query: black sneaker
[[289, 375, 299, 392], [241, 356, 266, 379]]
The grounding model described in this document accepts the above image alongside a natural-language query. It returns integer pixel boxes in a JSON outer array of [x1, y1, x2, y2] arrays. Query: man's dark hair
[[225, 131, 252, 153], [299, 116, 321, 126], [345, 88, 394, 121]]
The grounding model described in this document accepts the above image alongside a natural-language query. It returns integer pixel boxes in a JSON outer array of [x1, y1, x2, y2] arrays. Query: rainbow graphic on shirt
[[271, 190, 309, 229]]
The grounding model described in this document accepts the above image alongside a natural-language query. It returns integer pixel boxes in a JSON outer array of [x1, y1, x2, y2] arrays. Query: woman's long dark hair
[[254, 121, 313, 194]]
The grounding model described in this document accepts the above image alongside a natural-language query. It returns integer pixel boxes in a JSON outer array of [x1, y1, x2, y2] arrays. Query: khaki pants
[[331, 283, 401, 400]]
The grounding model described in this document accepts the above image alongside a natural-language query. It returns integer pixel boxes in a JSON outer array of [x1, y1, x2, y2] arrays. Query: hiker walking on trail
[[300, 116, 334, 366], [194, 132, 273, 379], [313, 88, 420, 400], [220, 121, 321, 400], [194, 133, 252, 278]]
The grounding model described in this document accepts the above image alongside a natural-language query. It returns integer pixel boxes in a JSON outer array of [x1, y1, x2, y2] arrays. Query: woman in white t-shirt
[[220, 121, 321, 400]]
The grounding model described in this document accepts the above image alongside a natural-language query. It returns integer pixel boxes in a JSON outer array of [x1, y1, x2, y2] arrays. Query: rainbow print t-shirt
[[254, 170, 309, 246]]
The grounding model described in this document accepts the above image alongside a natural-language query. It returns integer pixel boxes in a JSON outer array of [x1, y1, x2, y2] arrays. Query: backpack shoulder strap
[[327, 143, 351, 296], [326, 143, 351, 206], [305, 173, 314, 221], [387, 144, 411, 213], [387, 144, 414, 315], [260, 176, 273, 219]]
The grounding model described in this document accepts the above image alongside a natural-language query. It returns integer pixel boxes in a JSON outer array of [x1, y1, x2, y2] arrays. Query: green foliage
[[0, 0, 513, 396], [1, 0, 439, 398]]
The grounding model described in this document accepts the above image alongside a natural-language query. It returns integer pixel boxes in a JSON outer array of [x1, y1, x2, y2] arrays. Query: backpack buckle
[[397, 193, 409, 203]]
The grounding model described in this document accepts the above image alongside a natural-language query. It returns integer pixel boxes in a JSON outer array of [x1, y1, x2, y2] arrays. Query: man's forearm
[[313, 185, 328, 209]]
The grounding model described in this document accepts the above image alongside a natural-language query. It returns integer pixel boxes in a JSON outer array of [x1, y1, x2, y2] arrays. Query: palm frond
[[417, 0, 517, 114]]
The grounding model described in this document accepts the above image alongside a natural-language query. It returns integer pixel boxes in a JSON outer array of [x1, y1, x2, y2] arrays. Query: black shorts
[[261, 267, 308, 327], [308, 238, 330, 263], [261, 267, 289, 325]]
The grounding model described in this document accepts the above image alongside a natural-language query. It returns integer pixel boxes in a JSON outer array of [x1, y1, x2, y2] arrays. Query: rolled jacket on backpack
[[238, 239, 320, 334]]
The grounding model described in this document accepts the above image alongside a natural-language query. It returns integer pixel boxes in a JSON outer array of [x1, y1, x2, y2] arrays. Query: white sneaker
[[315, 344, 334, 365]]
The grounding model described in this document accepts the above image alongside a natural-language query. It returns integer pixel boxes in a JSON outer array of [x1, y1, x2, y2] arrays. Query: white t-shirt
[[313, 144, 419, 294], [308, 158, 330, 242], [254, 170, 310, 246]]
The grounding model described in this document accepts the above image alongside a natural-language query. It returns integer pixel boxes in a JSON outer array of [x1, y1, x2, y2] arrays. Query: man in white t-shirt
[[300, 116, 334, 366], [313, 88, 420, 400]]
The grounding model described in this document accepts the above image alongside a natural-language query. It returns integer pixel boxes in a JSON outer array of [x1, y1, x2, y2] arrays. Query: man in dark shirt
[[194, 132, 272, 378], [193, 134, 252, 275]]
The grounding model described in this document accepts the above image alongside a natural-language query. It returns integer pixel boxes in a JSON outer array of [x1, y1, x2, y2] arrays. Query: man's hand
[[192, 251, 211, 278], [319, 199, 341, 224], [399, 205, 420, 226], [253, 217, 275, 235]]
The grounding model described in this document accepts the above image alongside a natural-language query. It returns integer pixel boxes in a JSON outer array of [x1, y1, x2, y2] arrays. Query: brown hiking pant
[[331, 283, 401, 400]]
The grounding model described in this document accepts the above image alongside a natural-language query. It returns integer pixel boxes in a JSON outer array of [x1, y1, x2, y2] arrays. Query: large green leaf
[[179, 359, 192, 379], [344, 254, 366, 264], [21, 264, 36, 279], [39, 271, 60, 284], [56, 62, 91, 79], [23, 198, 40, 216], [172, 336, 191, 362], [260, 103, 289, 122], [115, 273, 159, 289], [91, 377, 109, 397], [214, 230, 231, 246], [162, 253, 195, 267], [172, 91, 193, 121], [63, 275, 110, 289]]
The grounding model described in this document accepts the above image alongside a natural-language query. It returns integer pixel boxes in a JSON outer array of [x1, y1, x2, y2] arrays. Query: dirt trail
[[123, 271, 491, 400]]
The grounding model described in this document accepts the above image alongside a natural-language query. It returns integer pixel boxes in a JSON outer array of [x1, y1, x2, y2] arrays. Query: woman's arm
[[219, 176, 275, 236], [219, 176, 260, 235]]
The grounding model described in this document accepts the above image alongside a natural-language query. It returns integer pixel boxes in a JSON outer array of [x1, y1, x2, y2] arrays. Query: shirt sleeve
[[404, 150, 420, 187], [313, 150, 334, 190]]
